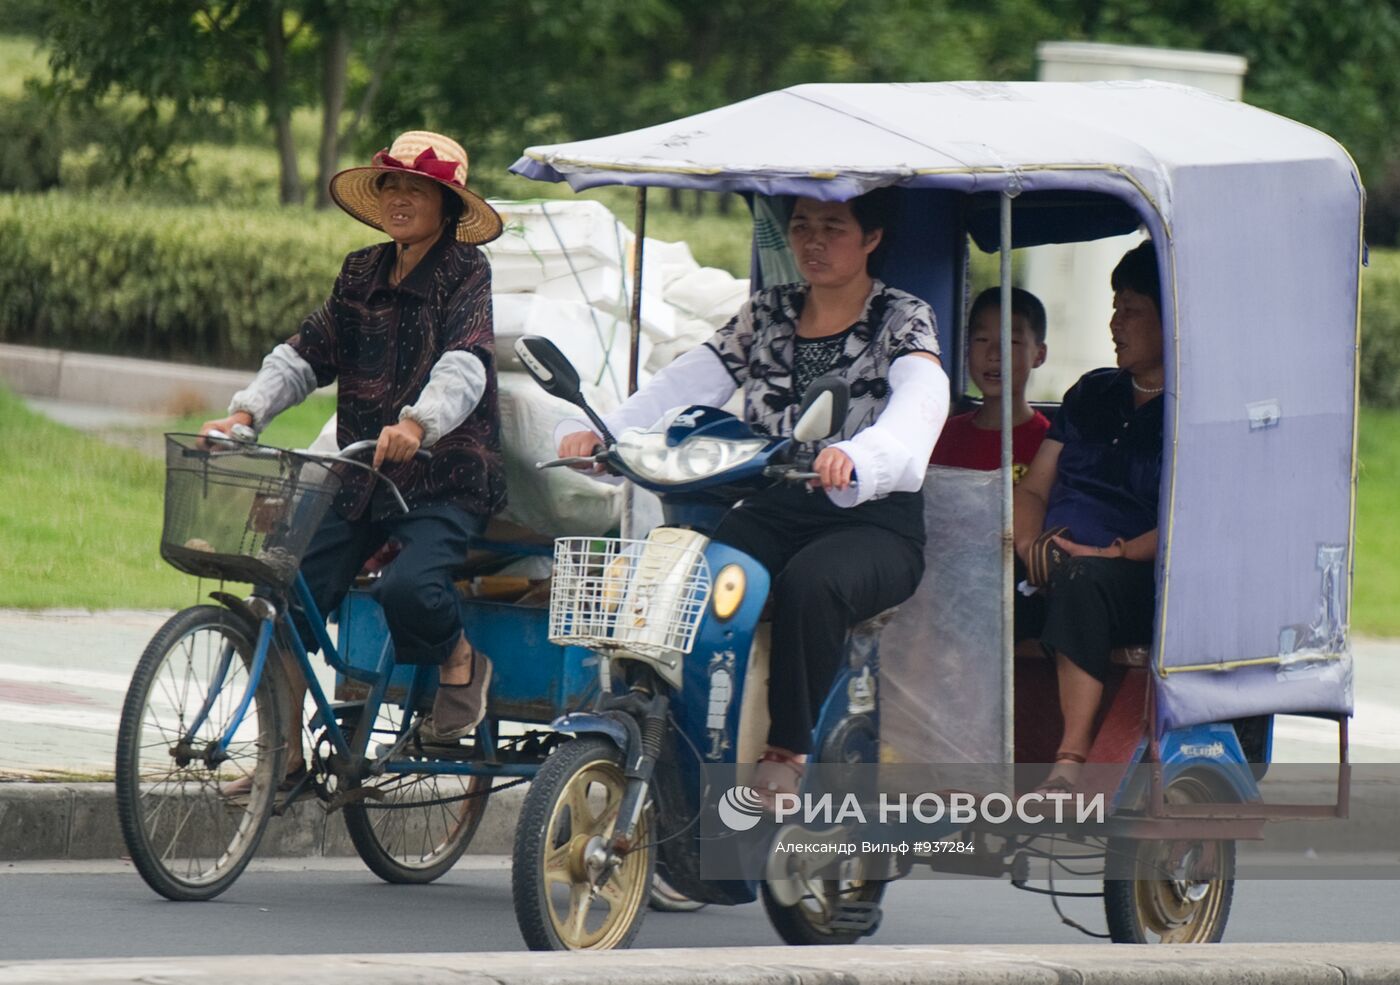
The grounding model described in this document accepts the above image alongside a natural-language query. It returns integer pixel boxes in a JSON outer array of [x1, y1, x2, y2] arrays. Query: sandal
[[1036, 750, 1087, 795], [751, 748, 806, 808], [221, 762, 308, 802]]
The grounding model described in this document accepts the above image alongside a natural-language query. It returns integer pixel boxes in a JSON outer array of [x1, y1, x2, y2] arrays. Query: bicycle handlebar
[[295, 440, 432, 515], [191, 432, 431, 515]]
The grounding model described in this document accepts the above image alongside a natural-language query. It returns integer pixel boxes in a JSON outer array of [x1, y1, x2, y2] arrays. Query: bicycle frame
[[184, 568, 563, 781]]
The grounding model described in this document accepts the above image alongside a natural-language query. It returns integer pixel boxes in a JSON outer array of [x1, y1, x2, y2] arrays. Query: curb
[[0, 343, 255, 415], [0, 782, 524, 862], [2, 944, 1400, 985]]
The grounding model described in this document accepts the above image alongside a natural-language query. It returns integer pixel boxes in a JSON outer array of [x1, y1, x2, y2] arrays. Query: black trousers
[[288, 502, 485, 666], [712, 487, 925, 754], [1019, 555, 1156, 682]]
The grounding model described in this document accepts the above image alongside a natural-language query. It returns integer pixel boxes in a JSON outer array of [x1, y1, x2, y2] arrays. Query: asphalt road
[[0, 858, 1396, 960]]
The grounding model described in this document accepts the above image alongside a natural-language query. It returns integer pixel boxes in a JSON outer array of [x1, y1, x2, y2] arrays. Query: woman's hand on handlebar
[[374, 420, 424, 469], [557, 429, 606, 472], [199, 411, 253, 439], [811, 446, 855, 492]]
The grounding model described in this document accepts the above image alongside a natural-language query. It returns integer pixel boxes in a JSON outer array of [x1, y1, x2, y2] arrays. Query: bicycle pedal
[[828, 899, 882, 935], [321, 785, 386, 813]]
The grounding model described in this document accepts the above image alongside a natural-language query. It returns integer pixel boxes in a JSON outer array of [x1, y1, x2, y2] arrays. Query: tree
[[40, 0, 408, 206]]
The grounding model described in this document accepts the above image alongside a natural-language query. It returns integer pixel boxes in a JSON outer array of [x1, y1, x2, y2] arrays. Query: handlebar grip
[[537, 454, 608, 470], [413, 449, 432, 463]]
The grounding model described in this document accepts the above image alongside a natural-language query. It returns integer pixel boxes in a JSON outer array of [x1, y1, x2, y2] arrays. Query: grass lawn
[[0, 389, 335, 609], [1354, 406, 1400, 636], [6, 385, 1399, 635]]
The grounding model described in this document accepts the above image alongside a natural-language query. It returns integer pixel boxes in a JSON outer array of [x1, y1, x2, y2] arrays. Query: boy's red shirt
[[930, 409, 1051, 475]]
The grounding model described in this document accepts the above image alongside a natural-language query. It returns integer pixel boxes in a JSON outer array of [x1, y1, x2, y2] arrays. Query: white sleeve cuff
[[402, 350, 487, 446], [229, 343, 318, 430], [822, 355, 949, 508]]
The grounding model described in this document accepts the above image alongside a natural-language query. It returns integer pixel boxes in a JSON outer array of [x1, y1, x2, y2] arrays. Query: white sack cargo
[[496, 374, 622, 536], [492, 293, 650, 403]]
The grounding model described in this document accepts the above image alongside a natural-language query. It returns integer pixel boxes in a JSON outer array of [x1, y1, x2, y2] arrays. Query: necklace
[[1131, 376, 1164, 395]]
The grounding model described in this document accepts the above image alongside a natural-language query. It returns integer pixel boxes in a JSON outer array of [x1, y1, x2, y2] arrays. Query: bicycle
[[115, 431, 579, 900]]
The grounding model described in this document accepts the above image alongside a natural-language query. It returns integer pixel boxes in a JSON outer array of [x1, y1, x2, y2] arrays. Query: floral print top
[[703, 279, 940, 448]]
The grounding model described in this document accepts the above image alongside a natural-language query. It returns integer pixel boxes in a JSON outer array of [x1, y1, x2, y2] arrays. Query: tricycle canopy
[[512, 80, 1362, 733]]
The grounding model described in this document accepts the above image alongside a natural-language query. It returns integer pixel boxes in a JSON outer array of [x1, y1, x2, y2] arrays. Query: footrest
[[828, 899, 883, 936]]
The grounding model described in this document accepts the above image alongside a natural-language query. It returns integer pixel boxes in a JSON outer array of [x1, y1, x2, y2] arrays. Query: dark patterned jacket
[[289, 237, 506, 520]]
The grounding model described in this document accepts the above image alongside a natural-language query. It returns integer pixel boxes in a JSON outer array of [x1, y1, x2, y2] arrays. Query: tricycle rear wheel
[[342, 704, 489, 884], [1103, 772, 1236, 943]]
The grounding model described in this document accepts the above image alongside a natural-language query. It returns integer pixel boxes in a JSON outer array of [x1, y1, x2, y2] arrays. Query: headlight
[[615, 430, 766, 483]]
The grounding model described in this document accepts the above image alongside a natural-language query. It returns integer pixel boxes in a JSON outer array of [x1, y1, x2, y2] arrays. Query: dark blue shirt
[[1044, 368, 1162, 548]]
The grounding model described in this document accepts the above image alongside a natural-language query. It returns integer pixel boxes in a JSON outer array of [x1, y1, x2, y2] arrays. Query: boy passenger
[[930, 286, 1049, 480]]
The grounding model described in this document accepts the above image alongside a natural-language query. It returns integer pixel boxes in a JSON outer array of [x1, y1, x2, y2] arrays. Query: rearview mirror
[[514, 336, 583, 405], [793, 376, 849, 443], [513, 335, 617, 446]]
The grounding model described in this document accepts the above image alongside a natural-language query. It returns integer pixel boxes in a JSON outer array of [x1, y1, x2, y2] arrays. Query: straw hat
[[329, 130, 503, 245]]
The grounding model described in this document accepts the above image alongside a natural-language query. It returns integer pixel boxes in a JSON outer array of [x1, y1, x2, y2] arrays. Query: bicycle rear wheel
[[115, 605, 285, 901], [342, 703, 489, 884]]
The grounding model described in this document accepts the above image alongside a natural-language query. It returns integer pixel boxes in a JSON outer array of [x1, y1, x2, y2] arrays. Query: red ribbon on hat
[[372, 146, 462, 186]]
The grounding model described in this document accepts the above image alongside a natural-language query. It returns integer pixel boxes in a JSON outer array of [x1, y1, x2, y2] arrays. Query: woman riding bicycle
[[202, 131, 507, 789]]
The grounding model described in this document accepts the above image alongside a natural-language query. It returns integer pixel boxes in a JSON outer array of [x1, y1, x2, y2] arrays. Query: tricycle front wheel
[[512, 736, 654, 950], [1104, 772, 1236, 943]]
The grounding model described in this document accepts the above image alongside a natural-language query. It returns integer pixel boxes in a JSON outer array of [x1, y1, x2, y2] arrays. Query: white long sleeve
[[554, 344, 737, 445], [399, 350, 487, 447], [825, 355, 949, 508], [228, 343, 318, 430]]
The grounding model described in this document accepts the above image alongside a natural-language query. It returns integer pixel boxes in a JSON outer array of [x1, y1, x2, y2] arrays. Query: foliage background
[[1, 7, 1399, 629]]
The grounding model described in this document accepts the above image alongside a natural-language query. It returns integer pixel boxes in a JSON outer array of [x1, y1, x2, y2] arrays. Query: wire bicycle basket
[[159, 434, 343, 588], [548, 533, 711, 659]]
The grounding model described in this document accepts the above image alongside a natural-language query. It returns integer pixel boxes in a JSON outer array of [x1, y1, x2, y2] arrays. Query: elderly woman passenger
[[1013, 240, 1164, 789]]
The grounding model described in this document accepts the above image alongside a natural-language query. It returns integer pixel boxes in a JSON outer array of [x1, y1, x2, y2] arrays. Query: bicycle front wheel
[[115, 605, 285, 901], [343, 703, 489, 884]]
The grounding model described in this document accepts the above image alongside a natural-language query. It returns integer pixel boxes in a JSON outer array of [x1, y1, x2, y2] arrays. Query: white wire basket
[[549, 534, 712, 659]]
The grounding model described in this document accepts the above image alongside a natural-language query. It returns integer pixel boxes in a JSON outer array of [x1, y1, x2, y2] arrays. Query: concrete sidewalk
[[2, 944, 1399, 985]]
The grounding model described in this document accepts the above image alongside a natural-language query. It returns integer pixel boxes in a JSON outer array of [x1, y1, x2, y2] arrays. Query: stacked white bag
[[483, 199, 750, 536]]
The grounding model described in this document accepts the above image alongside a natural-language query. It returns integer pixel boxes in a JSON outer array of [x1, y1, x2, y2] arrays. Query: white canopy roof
[[517, 80, 1365, 728], [515, 81, 1357, 220]]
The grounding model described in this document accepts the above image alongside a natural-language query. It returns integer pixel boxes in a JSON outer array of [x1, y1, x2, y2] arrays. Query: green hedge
[[1362, 248, 1400, 408], [3, 190, 1399, 398], [0, 192, 374, 368]]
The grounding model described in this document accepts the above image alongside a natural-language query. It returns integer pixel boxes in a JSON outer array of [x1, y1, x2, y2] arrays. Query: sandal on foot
[[1036, 751, 1087, 795], [221, 763, 308, 801], [751, 748, 806, 809]]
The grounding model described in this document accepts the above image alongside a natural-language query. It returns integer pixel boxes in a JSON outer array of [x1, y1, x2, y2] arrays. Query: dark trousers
[[1019, 556, 1156, 682], [712, 490, 924, 754], [289, 503, 485, 666]]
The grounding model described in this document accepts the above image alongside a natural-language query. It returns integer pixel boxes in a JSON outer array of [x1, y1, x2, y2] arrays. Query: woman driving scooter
[[557, 188, 949, 798]]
